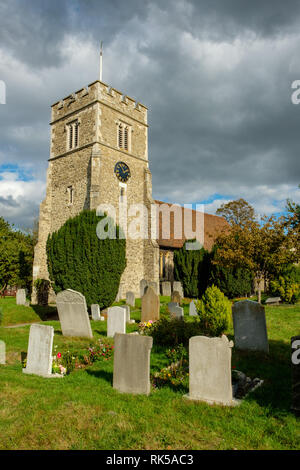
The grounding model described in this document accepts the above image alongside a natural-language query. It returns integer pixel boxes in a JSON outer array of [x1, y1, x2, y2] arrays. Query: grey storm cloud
[[0, 0, 300, 228]]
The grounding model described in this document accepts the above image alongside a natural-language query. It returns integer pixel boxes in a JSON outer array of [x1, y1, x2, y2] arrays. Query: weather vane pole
[[100, 41, 103, 82]]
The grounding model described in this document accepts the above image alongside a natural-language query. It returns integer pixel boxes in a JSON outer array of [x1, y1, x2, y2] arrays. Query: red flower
[[57, 352, 62, 358]]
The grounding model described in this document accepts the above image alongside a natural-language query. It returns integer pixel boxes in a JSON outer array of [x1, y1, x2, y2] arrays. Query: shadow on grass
[[232, 338, 292, 416], [86, 368, 113, 385], [31, 304, 58, 322]]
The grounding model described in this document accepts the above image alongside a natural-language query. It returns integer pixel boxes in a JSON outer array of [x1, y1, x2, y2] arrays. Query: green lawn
[[0, 296, 299, 450]]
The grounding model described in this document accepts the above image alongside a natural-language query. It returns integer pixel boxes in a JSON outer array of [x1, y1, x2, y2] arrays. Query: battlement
[[51, 80, 147, 124]]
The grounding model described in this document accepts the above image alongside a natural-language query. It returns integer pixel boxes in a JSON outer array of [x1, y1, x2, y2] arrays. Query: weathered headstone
[[149, 281, 159, 296], [173, 281, 184, 298], [265, 297, 281, 306], [189, 300, 197, 317], [56, 289, 93, 338], [122, 305, 130, 322], [185, 335, 236, 406], [140, 279, 148, 298], [161, 281, 171, 297], [0, 340, 5, 365], [16, 289, 26, 305], [91, 304, 101, 321], [169, 304, 184, 320], [232, 300, 269, 353], [23, 324, 55, 377], [291, 335, 300, 416], [126, 291, 135, 307], [107, 306, 126, 338], [171, 290, 181, 305], [113, 333, 153, 395], [141, 287, 160, 323]]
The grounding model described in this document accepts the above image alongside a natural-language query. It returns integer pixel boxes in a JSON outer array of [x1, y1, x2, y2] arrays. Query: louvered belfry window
[[68, 120, 79, 150], [118, 123, 130, 151]]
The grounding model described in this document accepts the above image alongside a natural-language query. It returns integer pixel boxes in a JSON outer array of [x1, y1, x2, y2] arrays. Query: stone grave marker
[[185, 335, 236, 406], [140, 279, 148, 298], [169, 304, 184, 320], [56, 289, 93, 338], [189, 300, 197, 316], [0, 340, 5, 365], [122, 305, 130, 322], [113, 333, 153, 395], [149, 281, 159, 296], [91, 304, 101, 321], [291, 335, 300, 416], [115, 282, 124, 302], [23, 324, 57, 378], [173, 281, 184, 298], [171, 290, 181, 305], [161, 281, 171, 297], [16, 289, 26, 305], [265, 297, 281, 306], [232, 300, 269, 353], [126, 291, 135, 307], [107, 306, 126, 337], [141, 286, 160, 323]]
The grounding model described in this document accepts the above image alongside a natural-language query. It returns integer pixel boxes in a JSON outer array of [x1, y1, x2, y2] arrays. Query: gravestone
[[0, 340, 5, 364], [122, 305, 130, 322], [113, 333, 153, 395], [141, 287, 160, 323], [189, 300, 197, 317], [16, 289, 26, 305], [149, 281, 159, 296], [140, 279, 148, 298], [232, 300, 269, 353], [91, 304, 101, 321], [126, 291, 135, 307], [173, 281, 184, 298], [56, 289, 93, 338], [185, 335, 236, 406], [171, 290, 181, 305], [291, 335, 300, 416], [23, 324, 56, 377], [161, 281, 171, 297], [265, 297, 281, 306], [168, 304, 184, 320], [107, 306, 126, 337]]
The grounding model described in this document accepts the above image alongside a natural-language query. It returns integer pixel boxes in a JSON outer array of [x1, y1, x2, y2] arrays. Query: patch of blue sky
[[0, 163, 33, 181]]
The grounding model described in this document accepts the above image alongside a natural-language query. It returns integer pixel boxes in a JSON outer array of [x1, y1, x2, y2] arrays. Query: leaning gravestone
[[107, 306, 126, 338], [171, 290, 181, 305], [140, 279, 148, 298], [56, 289, 93, 338], [23, 324, 57, 378], [291, 336, 300, 416], [0, 340, 5, 365], [265, 297, 281, 306], [141, 287, 160, 323], [185, 335, 236, 406], [189, 300, 197, 316], [16, 289, 26, 306], [91, 304, 101, 321], [126, 291, 135, 307], [232, 300, 269, 353], [113, 333, 153, 395], [173, 281, 184, 298]]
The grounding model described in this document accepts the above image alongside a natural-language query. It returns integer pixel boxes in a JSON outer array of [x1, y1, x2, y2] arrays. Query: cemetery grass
[[0, 299, 299, 449]]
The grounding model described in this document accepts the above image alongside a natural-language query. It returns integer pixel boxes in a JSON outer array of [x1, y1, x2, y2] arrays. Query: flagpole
[[100, 41, 103, 82]]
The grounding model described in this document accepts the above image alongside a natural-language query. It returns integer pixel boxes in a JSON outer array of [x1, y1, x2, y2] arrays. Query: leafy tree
[[213, 214, 299, 303], [46, 210, 126, 309], [195, 285, 231, 337], [216, 198, 256, 227], [0, 217, 34, 291]]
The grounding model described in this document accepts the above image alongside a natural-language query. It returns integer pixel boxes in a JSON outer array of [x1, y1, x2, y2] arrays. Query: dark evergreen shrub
[[46, 210, 126, 309]]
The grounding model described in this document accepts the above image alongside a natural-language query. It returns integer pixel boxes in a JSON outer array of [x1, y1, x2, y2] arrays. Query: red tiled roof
[[154, 200, 228, 251]]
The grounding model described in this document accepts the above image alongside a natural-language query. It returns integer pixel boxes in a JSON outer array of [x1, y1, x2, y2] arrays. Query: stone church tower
[[32, 80, 159, 304]]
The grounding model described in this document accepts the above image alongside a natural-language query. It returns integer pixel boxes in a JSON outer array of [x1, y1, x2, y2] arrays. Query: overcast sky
[[0, 0, 300, 229]]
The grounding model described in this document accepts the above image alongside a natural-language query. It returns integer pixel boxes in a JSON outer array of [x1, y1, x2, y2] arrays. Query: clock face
[[114, 161, 131, 183]]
